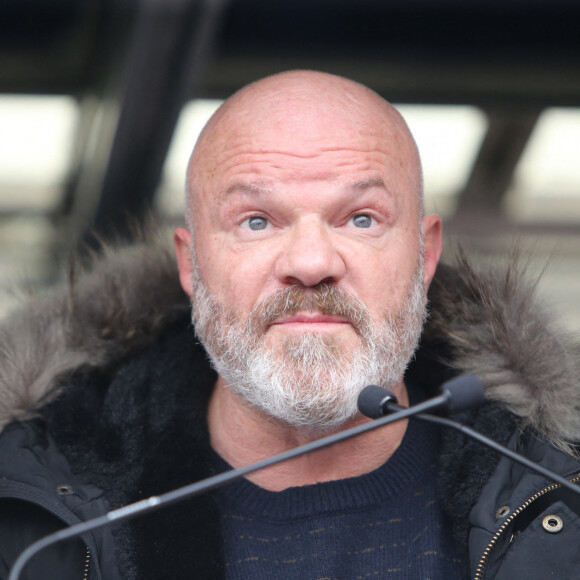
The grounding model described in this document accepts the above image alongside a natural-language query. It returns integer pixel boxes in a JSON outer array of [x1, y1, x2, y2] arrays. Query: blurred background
[[0, 0, 579, 329]]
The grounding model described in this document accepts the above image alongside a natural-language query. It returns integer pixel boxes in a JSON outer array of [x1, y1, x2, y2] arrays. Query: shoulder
[[0, 240, 190, 435], [425, 251, 580, 449]]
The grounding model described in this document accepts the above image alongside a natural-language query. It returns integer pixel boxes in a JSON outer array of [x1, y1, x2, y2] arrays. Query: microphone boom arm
[[389, 403, 580, 497]]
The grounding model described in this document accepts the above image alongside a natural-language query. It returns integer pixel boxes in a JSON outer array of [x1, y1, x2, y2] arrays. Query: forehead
[[188, 84, 420, 208], [208, 140, 400, 189]]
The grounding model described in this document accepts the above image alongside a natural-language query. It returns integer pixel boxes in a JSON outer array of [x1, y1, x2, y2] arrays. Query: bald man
[[175, 70, 442, 490], [1, 71, 580, 580]]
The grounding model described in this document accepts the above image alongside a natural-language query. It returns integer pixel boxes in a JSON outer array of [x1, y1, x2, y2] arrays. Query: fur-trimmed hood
[[1, 241, 579, 449]]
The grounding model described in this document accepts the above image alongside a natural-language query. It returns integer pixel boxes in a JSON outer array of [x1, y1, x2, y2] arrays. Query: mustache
[[247, 282, 372, 336]]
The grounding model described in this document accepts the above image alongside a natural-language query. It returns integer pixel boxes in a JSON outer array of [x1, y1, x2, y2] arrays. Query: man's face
[[175, 76, 442, 428]]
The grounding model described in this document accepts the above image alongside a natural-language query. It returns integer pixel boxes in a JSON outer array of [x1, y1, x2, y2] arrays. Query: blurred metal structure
[[0, 0, 579, 266]]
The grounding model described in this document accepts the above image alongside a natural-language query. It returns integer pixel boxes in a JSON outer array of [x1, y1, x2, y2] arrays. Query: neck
[[207, 376, 409, 491]]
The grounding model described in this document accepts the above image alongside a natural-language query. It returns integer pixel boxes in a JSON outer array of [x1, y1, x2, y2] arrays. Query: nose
[[274, 219, 346, 287]]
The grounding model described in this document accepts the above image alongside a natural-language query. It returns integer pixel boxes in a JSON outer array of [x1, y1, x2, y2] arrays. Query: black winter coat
[[1, 244, 579, 579]]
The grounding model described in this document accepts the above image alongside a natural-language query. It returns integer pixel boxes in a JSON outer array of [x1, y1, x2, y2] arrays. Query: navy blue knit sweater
[[215, 417, 466, 579]]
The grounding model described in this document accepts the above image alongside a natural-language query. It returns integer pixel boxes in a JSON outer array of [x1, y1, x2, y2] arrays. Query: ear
[[421, 214, 443, 292], [174, 227, 195, 299]]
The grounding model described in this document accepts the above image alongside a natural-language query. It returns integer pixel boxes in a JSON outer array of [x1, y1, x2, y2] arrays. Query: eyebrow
[[347, 177, 388, 192], [218, 181, 271, 200], [343, 177, 394, 202]]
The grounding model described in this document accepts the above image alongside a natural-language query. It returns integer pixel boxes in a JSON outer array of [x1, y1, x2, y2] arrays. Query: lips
[[270, 312, 351, 326]]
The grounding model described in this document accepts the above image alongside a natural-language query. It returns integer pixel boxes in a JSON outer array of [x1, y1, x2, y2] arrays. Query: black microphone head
[[440, 374, 486, 413], [357, 385, 398, 419]]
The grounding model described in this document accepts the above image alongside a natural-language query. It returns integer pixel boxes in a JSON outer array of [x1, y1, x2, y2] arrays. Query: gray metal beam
[[454, 110, 541, 220], [83, 0, 229, 246]]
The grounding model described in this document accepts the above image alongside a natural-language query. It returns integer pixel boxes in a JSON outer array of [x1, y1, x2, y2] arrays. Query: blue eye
[[246, 216, 269, 231], [351, 214, 374, 228]]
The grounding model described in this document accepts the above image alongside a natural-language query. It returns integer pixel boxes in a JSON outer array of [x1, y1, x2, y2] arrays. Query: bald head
[[185, 71, 423, 228]]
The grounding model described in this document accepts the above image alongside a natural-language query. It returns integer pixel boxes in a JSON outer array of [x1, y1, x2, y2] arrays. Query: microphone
[[357, 374, 486, 418], [357, 376, 580, 498], [8, 377, 483, 580]]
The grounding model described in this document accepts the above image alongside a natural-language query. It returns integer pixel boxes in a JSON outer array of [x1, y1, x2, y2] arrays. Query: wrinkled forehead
[[187, 75, 422, 210]]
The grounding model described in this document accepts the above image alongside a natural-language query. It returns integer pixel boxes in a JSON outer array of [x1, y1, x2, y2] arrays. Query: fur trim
[[40, 319, 223, 579], [425, 251, 580, 451], [0, 240, 190, 430], [1, 241, 579, 450]]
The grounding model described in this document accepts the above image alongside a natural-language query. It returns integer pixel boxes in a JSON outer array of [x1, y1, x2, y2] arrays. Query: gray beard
[[190, 261, 427, 430]]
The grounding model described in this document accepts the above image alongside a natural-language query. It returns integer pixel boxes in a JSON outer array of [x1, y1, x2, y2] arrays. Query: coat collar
[[1, 241, 579, 449]]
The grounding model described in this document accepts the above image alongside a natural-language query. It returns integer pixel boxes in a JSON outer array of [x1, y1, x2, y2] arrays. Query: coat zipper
[[82, 546, 91, 580], [473, 473, 580, 580]]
